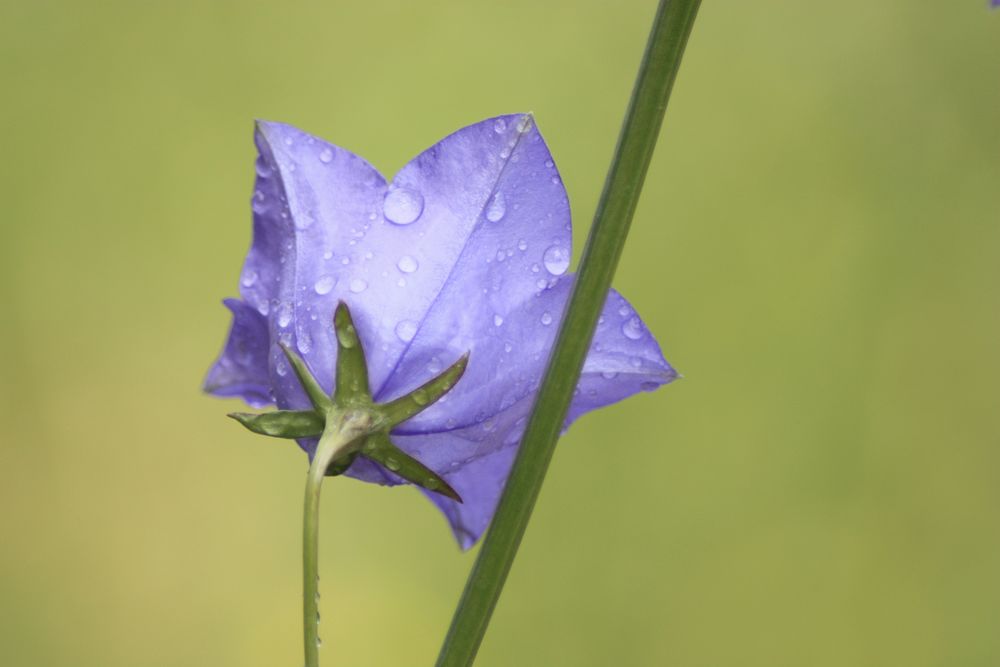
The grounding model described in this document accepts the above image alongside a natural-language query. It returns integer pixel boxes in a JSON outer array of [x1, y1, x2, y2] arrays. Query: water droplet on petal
[[277, 302, 292, 328], [493, 314, 504, 327], [276, 359, 288, 376], [255, 158, 272, 178], [241, 269, 258, 287], [485, 192, 506, 222], [541, 312, 553, 326], [601, 371, 619, 380], [298, 331, 313, 354], [318, 148, 333, 163], [543, 246, 570, 275], [251, 191, 267, 214], [383, 187, 424, 225], [493, 118, 507, 133], [504, 342, 513, 353], [349, 278, 367, 293], [517, 239, 528, 251], [397, 255, 419, 273], [622, 316, 644, 340], [395, 320, 417, 342], [314, 275, 336, 295], [516, 115, 533, 134]]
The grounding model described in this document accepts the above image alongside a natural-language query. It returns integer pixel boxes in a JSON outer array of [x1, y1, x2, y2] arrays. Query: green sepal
[[381, 353, 469, 427], [228, 410, 325, 439], [325, 450, 359, 477], [279, 344, 332, 411], [361, 432, 462, 503], [333, 302, 371, 405]]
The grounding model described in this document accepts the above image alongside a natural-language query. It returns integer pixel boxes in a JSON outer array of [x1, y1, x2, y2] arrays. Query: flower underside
[[205, 115, 678, 547], [231, 301, 467, 502]]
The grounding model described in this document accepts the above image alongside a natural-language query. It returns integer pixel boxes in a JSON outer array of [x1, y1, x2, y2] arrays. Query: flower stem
[[434, 1, 701, 665], [303, 414, 368, 667]]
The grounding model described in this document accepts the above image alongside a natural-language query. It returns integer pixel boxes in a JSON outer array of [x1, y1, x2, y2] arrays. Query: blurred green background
[[2, 1, 998, 665]]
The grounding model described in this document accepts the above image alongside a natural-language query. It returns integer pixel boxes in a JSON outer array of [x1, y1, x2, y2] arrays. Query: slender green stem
[[303, 414, 369, 667], [434, 1, 701, 665]]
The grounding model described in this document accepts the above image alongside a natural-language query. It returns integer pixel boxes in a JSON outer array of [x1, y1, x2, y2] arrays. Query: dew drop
[[496, 249, 506, 262], [543, 245, 570, 275], [544, 159, 554, 169], [504, 342, 513, 353], [536, 278, 548, 290], [493, 118, 507, 133], [541, 312, 553, 326], [517, 239, 528, 251], [383, 187, 424, 225], [485, 192, 506, 222], [252, 191, 267, 214], [601, 371, 619, 380], [493, 314, 504, 327], [622, 317, 644, 340], [298, 331, 313, 354], [515, 115, 533, 134], [318, 148, 333, 163], [395, 320, 418, 343], [254, 158, 272, 178], [323, 250, 333, 260], [412, 389, 429, 406], [397, 255, 419, 273], [275, 360, 288, 377], [314, 275, 336, 295], [241, 269, 258, 287], [385, 457, 401, 471], [277, 302, 292, 328], [630, 356, 643, 369], [337, 325, 357, 348], [349, 278, 368, 293], [316, 637, 323, 648]]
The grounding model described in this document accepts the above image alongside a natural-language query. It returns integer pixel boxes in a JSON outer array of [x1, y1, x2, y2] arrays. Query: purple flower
[[205, 114, 677, 548]]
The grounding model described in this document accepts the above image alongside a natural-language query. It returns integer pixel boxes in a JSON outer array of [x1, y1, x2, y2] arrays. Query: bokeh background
[[2, 1, 998, 665]]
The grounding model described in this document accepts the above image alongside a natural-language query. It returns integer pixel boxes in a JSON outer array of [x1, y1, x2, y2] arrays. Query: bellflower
[[205, 114, 676, 548]]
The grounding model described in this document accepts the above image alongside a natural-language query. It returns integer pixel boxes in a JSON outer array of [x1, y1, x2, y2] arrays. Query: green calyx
[[228, 301, 467, 503]]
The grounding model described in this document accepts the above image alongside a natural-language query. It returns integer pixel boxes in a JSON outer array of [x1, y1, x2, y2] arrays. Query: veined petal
[[251, 115, 569, 419], [386, 287, 675, 547], [383, 278, 675, 434], [204, 298, 272, 407]]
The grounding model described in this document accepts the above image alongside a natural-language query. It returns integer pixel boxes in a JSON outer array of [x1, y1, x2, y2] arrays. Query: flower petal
[[204, 298, 272, 407], [383, 276, 675, 434], [248, 115, 569, 415], [388, 288, 676, 547]]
